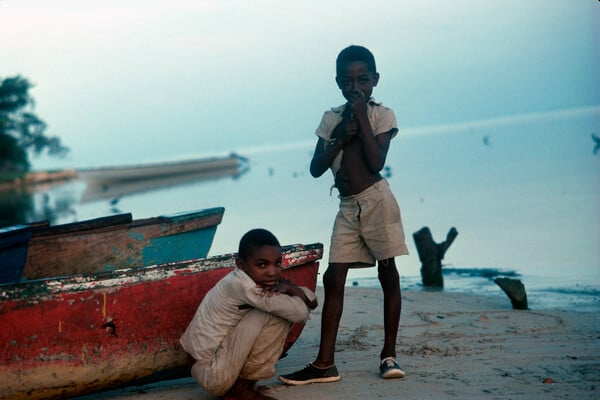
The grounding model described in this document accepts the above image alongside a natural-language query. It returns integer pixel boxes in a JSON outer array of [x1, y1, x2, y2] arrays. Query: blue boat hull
[[0, 225, 32, 283], [0, 207, 225, 282]]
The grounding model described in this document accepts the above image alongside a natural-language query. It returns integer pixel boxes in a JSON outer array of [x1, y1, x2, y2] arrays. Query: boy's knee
[[378, 259, 397, 274], [322, 264, 347, 290], [378, 260, 399, 289], [191, 361, 231, 396], [242, 308, 270, 324]]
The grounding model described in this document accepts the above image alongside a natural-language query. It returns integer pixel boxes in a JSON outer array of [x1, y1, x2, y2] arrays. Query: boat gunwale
[[28, 207, 225, 238], [30, 213, 133, 236], [0, 242, 323, 300]]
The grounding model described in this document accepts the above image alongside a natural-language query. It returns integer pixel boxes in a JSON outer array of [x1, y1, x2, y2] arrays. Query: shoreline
[[75, 287, 600, 400], [0, 169, 77, 191], [352, 274, 600, 314]]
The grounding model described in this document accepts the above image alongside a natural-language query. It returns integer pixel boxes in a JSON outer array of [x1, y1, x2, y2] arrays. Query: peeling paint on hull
[[0, 243, 323, 400], [1, 207, 224, 283]]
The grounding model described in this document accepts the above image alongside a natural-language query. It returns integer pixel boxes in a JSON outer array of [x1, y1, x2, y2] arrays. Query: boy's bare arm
[[310, 137, 339, 178], [261, 280, 318, 310], [360, 126, 395, 172], [351, 91, 392, 172], [309, 109, 355, 178]]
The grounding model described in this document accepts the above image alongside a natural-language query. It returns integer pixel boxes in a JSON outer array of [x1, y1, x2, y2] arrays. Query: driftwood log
[[413, 226, 458, 287], [494, 277, 528, 310]]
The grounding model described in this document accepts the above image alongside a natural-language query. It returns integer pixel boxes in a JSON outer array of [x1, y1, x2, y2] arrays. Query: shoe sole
[[381, 369, 406, 379], [278, 375, 341, 385]]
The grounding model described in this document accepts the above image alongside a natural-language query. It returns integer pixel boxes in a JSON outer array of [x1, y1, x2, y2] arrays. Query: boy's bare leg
[[314, 263, 349, 367], [377, 258, 401, 359], [224, 378, 277, 400]]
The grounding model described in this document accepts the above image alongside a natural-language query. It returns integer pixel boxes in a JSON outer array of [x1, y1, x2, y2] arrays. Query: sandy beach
[[78, 287, 600, 400]]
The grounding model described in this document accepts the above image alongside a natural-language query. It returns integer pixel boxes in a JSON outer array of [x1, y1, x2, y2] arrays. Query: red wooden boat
[[0, 242, 322, 399]]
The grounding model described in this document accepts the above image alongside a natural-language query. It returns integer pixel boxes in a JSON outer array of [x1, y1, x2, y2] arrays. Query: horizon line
[[239, 104, 600, 155], [400, 104, 600, 136]]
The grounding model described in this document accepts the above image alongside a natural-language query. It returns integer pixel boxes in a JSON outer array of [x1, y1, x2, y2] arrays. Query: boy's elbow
[[290, 309, 310, 323], [310, 164, 325, 178], [286, 305, 311, 323], [373, 152, 389, 172]]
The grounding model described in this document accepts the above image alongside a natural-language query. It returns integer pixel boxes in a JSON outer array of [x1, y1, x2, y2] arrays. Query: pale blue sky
[[2, 1, 598, 297], [1, 0, 598, 168]]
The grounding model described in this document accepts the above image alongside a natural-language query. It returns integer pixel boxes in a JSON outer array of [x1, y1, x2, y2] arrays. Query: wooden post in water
[[494, 277, 528, 310], [413, 226, 458, 287]]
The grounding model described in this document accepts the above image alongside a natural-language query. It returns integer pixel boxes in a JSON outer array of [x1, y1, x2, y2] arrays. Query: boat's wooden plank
[[31, 213, 133, 236], [20, 207, 225, 280]]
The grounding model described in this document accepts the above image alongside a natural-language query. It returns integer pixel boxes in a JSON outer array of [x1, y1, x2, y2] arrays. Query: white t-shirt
[[314, 98, 398, 175]]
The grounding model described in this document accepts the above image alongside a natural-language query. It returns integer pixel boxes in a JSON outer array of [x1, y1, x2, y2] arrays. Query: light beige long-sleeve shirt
[[180, 268, 316, 364]]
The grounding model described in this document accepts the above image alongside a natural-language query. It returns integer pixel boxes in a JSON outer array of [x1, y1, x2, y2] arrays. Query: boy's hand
[[258, 279, 294, 297], [349, 89, 368, 120], [333, 106, 358, 144], [258, 280, 318, 309], [346, 115, 359, 137]]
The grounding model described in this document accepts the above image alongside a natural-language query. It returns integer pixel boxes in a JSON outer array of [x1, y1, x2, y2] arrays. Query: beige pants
[[191, 310, 291, 396]]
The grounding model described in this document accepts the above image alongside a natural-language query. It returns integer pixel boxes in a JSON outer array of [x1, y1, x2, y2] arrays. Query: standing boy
[[181, 228, 318, 399], [279, 45, 408, 384]]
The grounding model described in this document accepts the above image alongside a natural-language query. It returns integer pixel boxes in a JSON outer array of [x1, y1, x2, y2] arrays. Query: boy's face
[[336, 60, 379, 102], [236, 244, 283, 287]]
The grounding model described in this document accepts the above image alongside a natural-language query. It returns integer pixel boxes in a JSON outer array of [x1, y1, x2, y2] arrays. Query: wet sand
[[79, 287, 600, 400]]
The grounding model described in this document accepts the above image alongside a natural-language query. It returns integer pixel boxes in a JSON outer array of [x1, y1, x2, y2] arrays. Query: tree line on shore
[[0, 75, 68, 175]]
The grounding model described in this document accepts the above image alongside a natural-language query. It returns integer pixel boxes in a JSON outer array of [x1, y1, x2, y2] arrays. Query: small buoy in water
[[352, 281, 359, 287]]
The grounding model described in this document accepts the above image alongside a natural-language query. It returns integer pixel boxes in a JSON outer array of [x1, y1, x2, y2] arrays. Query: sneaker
[[278, 363, 341, 385], [379, 357, 405, 379]]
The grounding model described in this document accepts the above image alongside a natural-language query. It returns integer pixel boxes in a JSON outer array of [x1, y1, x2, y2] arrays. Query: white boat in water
[[78, 153, 248, 202]]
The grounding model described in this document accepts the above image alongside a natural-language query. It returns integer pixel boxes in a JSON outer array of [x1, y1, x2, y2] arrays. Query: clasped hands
[[257, 279, 296, 297], [335, 89, 367, 144]]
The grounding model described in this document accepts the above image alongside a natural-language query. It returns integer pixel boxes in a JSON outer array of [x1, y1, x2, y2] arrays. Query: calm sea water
[[12, 108, 600, 312]]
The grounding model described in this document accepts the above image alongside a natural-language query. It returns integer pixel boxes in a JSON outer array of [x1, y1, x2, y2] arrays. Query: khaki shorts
[[329, 179, 408, 267]]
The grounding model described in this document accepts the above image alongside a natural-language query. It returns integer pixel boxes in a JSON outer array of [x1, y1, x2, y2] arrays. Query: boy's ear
[[373, 72, 380, 87], [235, 257, 245, 270], [335, 76, 343, 90]]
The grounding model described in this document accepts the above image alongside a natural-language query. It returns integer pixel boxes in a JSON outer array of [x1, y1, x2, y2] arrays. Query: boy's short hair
[[336, 45, 377, 75], [238, 228, 281, 259]]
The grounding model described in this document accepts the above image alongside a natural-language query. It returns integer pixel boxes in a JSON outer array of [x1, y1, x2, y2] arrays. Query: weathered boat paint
[[1, 214, 132, 283], [0, 243, 323, 400], [17, 207, 225, 281]]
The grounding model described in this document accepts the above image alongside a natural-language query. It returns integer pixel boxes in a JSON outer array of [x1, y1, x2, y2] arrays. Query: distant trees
[[0, 76, 68, 173]]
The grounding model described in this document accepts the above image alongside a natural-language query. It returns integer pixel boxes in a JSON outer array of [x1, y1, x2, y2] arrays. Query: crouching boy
[[180, 228, 318, 400]]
